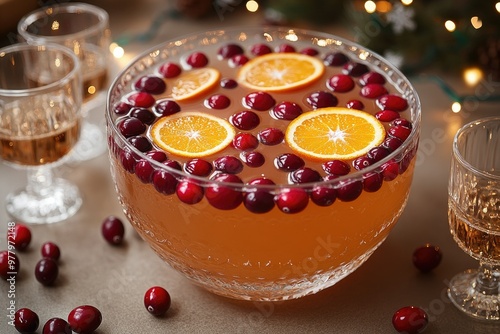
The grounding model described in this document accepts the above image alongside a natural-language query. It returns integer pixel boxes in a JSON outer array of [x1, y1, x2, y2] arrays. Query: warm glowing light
[[445, 20, 456, 32], [451, 102, 461, 113], [463, 67, 483, 86], [88, 86, 96, 96], [471, 16, 482, 29], [401, 0, 413, 4], [246, 0, 259, 12], [496, 2, 500, 12], [376, 0, 392, 13], [364, 1, 377, 13], [51, 20, 60, 31], [109, 43, 124, 59]]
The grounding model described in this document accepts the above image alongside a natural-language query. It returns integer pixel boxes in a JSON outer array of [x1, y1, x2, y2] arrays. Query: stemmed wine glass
[[0, 43, 83, 224], [448, 116, 500, 320], [18, 2, 111, 163]]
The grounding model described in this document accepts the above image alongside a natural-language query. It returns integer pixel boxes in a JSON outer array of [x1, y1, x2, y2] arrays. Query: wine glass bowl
[[448, 116, 500, 320], [106, 27, 421, 301]]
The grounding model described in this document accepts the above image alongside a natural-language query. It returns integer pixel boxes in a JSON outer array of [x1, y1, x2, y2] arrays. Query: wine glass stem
[[475, 262, 500, 295], [26, 166, 54, 198]]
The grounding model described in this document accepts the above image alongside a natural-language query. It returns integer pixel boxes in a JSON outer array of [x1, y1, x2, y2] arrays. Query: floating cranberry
[[275, 153, 304, 172], [363, 171, 383, 192], [336, 179, 363, 202], [206, 94, 230, 109], [186, 51, 209, 68], [144, 286, 171, 317], [392, 117, 413, 129], [360, 83, 389, 99], [250, 43, 272, 56], [300, 47, 319, 56], [15, 308, 39, 334], [389, 125, 412, 141], [244, 91, 276, 111], [247, 177, 275, 186], [375, 109, 399, 122], [41, 242, 61, 261], [378, 94, 408, 111], [118, 117, 146, 137], [327, 74, 355, 92], [130, 107, 156, 125], [233, 133, 259, 151], [241, 151, 265, 168], [244, 190, 275, 213], [184, 158, 213, 177], [113, 101, 132, 115], [306, 91, 338, 109], [101, 216, 125, 245], [230, 110, 260, 130], [382, 136, 404, 152], [353, 156, 372, 170], [119, 148, 137, 173], [276, 188, 309, 214], [146, 150, 168, 162], [220, 78, 238, 89], [127, 136, 152, 152], [176, 180, 204, 204], [229, 54, 249, 67], [218, 43, 244, 59], [322, 160, 350, 176], [11, 223, 31, 251], [134, 75, 166, 95], [158, 62, 182, 78], [43, 317, 72, 334], [153, 170, 178, 195], [135, 159, 155, 183], [271, 101, 303, 120], [323, 52, 349, 66], [67, 305, 102, 334], [343, 62, 369, 77], [258, 127, 284, 145], [163, 159, 182, 171], [206, 174, 243, 210], [346, 99, 364, 110], [392, 306, 428, 334], [35, 258, 58, 286], [359, 71, 386, 86], [0, 250, 19, 279], [381, 159, 400, 181], [126, 91, 156, 108], [154, 99, 181, 116], [276, 43, 296, 53], [413, 244, 442, 273], [311, 186, 337, 206], [214, 155, 243, 174], [367, 146, 390, 163], [289, 167, 322, 184]]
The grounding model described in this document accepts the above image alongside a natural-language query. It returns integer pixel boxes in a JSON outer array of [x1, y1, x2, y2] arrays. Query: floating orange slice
[[150, 111, 235, 157], [171, 68, 220, 100], [285, 107, 386, 160], [237, 53, 324, 92]]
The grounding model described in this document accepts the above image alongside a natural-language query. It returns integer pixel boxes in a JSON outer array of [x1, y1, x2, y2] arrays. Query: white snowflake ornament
[[386, 3, 416, 34]]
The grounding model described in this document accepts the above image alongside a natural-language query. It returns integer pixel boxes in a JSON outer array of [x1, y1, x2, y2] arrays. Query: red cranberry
[[126, 91, 156, 108], [244, 190, 275, 213], [176, 180, 204, 204], [214, 156, 243, 174], [343, 62, 369, 77], [206, 174, 243, 210], [276, 43, 296, 53], [381, 159, 400, 181], [67, 305, 102, 334], [134, 75, 166, 95], [244, 91, 276, 111], [323, 52, 349, 66], [382, 136, 404, 152], [276, 188, 309, 214], [35, 258, 58, 286], [230, 111, 260, 130], [229, 54, 249, 67], [218, 43, 244, 59], [135, 159, 155, 183], [327, 74, 355, 92], [271, 101, 303, 120], [413, 244, 442, 273], [12, 223, 31, 251], [247, 177, 275, 186], [306, 91, 338, 109], [15, 308, 39, 334], [152, 170, 178, 195], [250, 43, 272, 56], [378, 94, 409, 111], [359, 71, 386, 86], [43, 317, 72, 334], [375, 109, 399, 122], [206, 94, 230, 109], [119, 148, 137, 173], [184, 158, 213, 177], [220, 78, 238, 89], [130, 107, 156, 125], [311, 186, 337, 206], [154, 99, 181, 116], [336, 179, 363, 202], [101, 216, 125, 245], [127, 136, 152, 152], [300, 47, 319, 56], [258, 127, 284, 145], [389, 125, 412, 141], [363, 171, 383, 192], [233, 133, 259, 151], [353, 156, 372, 170], [113, 101, 132, 115], [322, 160, 350, 176], [275, 153, 304, 171], [163, 159, 182, 171], [146, 150, 168, 162], [241, 151, 265, 168], [392, 117, 413, 129], [392, 306, 428, 334], [158, 62, 182, 78], [186, 51, 209, 68], [0, 250, 20, 279], [367, 146, 390, 162], [144, 286, 171, 316], [41, 242, 61, 261], [118, 117, 146, 137], [360, 83, 389, 99], [289, 167, 322, 184], [346, 99, 364, 110]]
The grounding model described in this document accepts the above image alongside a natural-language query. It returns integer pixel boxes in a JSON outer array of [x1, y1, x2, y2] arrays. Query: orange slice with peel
[[150, 111, 235, 158], [237, 53, 324, 92], [171, 67, 220, 100], [285, 107, 386, 160]]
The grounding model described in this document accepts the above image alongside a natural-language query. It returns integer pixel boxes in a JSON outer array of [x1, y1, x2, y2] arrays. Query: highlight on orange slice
[[171, 67, 220, 100], [285, 107, 386, 160], [237, 52, 324, 92], [150, 111, 235, 158]]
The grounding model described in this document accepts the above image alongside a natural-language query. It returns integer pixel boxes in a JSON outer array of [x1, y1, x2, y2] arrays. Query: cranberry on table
[[43, 317, 72, 334], [144, 286, 171, 316], [392, 306, 428, 334], [412, 244, 442, 273], [0, 250, 20, 279], [12, 223, 32, 251], [14, 308, 39, 334], [35, 258, 58, 286], [101, 216, 125, 246], [67, 305, 102, 334], [41, 242, 61, 261]]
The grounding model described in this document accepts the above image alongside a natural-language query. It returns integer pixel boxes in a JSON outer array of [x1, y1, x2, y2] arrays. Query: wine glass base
[[448, 269, 500, 321], [5, 178, 82, 224]]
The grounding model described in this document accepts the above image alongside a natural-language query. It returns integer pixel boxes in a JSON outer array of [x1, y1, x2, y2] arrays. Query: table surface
[[2, 1, 500, 333]]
